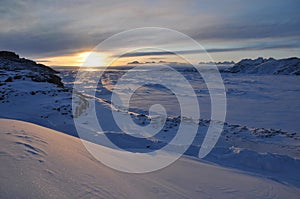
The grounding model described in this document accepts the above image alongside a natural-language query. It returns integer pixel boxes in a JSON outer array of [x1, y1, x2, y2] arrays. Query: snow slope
[[225, 57, 300, 75], [1, 119, 299, 199]]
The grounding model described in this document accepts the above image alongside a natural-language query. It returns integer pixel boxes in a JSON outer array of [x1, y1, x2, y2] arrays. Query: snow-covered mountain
[[225, 57, 300, 75]]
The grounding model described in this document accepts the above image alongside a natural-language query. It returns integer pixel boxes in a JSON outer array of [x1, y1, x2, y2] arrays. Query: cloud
[[34, 60, 50, 63], [149, 57, 166, 60], [116, 41, 300, 58], [188, 0, 300, 41], [0, 0, 299, 59]]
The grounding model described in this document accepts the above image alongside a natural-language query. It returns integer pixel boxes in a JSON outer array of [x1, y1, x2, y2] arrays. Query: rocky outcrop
[[0, 51, 82, 136], [0, 51, 63, 87], [0, 51, 20, 59]]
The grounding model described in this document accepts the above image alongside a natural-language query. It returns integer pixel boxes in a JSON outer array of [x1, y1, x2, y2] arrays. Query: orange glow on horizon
[[35, 51, 110, 67], [34, 50, 196, 67]]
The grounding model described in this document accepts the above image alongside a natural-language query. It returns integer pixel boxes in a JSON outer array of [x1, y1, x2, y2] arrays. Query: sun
[[77, 51, 107, 67]]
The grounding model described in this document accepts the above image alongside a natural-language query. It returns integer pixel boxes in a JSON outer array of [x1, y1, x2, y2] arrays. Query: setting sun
[[35, 51, 109, 67], [78, 51, 108, 67]]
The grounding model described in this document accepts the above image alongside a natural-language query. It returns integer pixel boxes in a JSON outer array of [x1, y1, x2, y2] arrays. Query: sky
[[0, 0, 300, 66]]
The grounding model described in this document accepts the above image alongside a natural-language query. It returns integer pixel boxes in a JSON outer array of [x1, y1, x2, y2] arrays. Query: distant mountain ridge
[[199, 61, 235, 65], [225, 57, 300, 75]]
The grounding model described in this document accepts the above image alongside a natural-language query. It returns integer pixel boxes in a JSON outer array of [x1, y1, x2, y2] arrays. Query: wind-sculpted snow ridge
[[225, 57, 300, 75], [1, 119, 299, 198]]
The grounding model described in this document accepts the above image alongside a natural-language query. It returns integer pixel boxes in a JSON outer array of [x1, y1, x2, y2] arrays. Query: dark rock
[[0, 51, 66, 87], [294, 70, 300, 75], [5, 77, 13, 82], [47, 74, 64, 87], [31, 76, 46, 83], [0, 51, 19, 59], [14, 75, 22, 79], [0, 51, 59, 74]]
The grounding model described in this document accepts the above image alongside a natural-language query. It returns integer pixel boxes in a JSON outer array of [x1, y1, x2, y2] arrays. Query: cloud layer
[[0, 0, 299, 61]]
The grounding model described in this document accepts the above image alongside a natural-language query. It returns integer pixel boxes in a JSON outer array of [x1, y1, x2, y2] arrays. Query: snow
[[225, 57, 300, 75], [1, 119, 299, 199], [62, 67, 300, 133], [1, 52, 300, 197], [66, 67, 300, 185], [0, 53, 77, 136]]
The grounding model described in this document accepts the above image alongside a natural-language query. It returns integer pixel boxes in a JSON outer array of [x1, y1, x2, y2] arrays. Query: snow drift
[[1, 119, 299, 199]]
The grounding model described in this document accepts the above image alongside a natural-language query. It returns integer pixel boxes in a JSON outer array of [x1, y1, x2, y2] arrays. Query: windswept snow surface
[[1, 119, 299, 199], [1, 53, 300, 197], [58, 66, 300, 133], [58, 66, 300, 187]]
